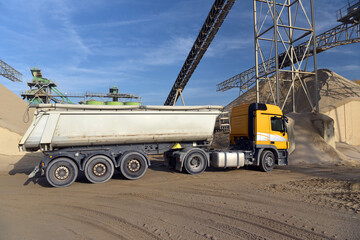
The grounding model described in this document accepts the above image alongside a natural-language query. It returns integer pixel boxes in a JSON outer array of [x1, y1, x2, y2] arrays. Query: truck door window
[[271, 117, 284, 132]]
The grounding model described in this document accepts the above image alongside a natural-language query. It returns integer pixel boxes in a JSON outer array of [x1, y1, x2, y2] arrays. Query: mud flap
[[28, 165, 40, 178], [173, 151, 186, 172], [277, 157, 288, 166], [175, 161, 183, 172]]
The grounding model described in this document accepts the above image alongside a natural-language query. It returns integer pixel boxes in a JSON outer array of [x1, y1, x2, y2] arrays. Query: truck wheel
[[46, 158, 78, 187], [119, 152, 148, 180], [183, 150, 207, 175], [259, 150, 275, 172], [84, 155, 114, 184]]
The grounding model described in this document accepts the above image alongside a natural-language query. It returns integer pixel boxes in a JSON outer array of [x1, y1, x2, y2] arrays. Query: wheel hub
[[265, 156, 274, 167], [190, 157, 200, 168], [128, 159, 140, 172], [93, 163, 107, 176], [55, 166, 70, 180]]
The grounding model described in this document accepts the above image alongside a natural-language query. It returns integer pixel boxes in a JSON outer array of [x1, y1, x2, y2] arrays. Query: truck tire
[[119, 152, 148, 180], [84, 155, 114, 184], [259, 150, 275, 172], [183, 149, 208, 175], [46, 157, 78, 187]]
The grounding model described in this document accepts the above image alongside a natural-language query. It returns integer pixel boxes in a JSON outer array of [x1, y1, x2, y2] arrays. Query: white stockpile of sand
[[0, 83, 34, 158], [287, 112, 358, 166], [0, 128, 24, 156]]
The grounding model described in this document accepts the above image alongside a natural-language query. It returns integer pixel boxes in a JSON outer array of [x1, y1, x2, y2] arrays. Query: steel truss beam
[[21, 91, 140, 99], [217, 21, 360, 106], [164, 0, 236, 106], [0, 59, 22, 82], [216, 22, 359, 93], [21, 88, 141, 104]]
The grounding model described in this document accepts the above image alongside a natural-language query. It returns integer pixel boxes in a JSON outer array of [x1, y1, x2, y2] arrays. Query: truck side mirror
[[281, 116, 287, 136]]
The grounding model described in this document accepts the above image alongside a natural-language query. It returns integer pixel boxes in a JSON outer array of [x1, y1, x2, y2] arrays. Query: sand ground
[[0, 153, 359, 240]]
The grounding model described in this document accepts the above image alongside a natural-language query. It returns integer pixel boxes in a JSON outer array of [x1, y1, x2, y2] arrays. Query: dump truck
[[20, 103, 288, 187]]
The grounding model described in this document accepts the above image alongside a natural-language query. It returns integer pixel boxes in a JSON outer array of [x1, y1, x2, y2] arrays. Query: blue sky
[[1, 0, 359, 106]]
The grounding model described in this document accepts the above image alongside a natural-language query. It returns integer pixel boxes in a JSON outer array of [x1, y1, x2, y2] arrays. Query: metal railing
[[336, 0, 360, 23]]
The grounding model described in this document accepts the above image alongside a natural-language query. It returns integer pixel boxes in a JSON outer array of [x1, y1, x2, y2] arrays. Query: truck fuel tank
[[210, 151, 245, 168]]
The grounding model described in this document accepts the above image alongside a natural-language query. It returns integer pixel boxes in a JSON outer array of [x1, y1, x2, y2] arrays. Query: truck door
[[269, 116, 288, 150]]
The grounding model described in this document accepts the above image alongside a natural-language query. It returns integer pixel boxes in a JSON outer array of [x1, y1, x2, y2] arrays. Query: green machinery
[[21, 68, 141, 105], [21, 68, 73, 104]]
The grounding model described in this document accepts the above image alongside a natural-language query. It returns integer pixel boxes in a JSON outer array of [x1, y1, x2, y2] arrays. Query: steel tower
[[252, 0, 318, 112]]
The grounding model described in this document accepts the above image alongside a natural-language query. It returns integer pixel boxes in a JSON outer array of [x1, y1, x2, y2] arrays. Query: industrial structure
[[250, 0, 318, 112], [21, 68, 72, 104], [0, 59, 22, 82], [217, 0, 360, 112], [164, 0, 236, 106], [165, 0, 359, 110], [164, 0, 318, 109], [21, 68, 141, 105]]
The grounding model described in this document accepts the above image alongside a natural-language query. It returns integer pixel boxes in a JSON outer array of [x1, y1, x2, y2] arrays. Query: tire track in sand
[[127, 192, 332, 240], [264, 178, 360, 213], [79, 193, 264, 240], [54, 204, 162, 240]]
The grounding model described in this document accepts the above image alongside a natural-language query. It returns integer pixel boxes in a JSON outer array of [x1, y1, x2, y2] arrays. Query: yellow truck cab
[[230, 103, 288, 171]]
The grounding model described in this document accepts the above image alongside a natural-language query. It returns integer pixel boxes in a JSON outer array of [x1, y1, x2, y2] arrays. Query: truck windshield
[[271, 117, 284, 132]]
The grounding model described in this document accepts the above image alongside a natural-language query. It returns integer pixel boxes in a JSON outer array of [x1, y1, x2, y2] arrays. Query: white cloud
[[207, 36, 253, 57], [325, 47, 359, 56], [337, 64, 360, 71], [49, 0, 91, 57], [80, 17, 156, 30], [140, 36, 194, 66]]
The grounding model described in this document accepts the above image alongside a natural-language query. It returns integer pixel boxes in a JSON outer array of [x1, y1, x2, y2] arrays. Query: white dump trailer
[[19, 104, 222, 152], [21, 104, 223, 187]]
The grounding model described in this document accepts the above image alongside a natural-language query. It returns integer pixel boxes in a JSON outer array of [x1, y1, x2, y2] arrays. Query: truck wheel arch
[[259, 150, 276, 172], [255, 146, 279, 166]]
